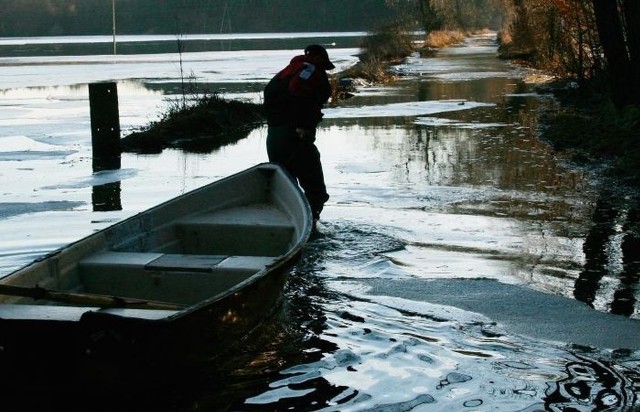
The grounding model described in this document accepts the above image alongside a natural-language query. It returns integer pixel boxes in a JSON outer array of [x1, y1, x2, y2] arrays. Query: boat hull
[[0, 163, 312, 393], [0, 259, 292, 392]]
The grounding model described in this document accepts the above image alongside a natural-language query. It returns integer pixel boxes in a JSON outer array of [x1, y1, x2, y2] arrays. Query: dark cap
[[304, 44, 335, 70]]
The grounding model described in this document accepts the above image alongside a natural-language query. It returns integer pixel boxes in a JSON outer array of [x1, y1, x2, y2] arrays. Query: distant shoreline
[[0, 32, 368, 45]]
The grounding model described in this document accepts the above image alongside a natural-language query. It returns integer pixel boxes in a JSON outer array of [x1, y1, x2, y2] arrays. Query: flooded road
[[1, 33, 640, 410]]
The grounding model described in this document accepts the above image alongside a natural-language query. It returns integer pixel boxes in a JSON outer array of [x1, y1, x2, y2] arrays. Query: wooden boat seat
[[175, 204, 295, 256], [80, 252, 276, 273], [78, 252, 278, 305]]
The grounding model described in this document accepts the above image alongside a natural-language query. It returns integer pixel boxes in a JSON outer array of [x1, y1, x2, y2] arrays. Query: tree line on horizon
[[0, 0, 397, 36]]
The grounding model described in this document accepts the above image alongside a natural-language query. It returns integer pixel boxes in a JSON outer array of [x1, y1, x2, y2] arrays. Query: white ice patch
[[0, 135, 62, 152], [0, 46, 361, 89], [40, 168, 138, 190], [0, 135, 77, 161], [324, 100, 493, 119], [415, 116, 509, 129]]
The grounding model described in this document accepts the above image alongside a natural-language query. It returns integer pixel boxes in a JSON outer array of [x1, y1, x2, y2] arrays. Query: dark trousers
[[266, 125, 329, 220]]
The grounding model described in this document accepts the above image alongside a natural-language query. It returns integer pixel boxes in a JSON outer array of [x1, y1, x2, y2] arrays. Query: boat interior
[[78, 202, 295, 306], [0, 165, 308, 315]]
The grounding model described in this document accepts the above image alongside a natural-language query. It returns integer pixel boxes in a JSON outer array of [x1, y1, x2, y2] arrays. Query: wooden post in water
[[89, 82, 121, 171]]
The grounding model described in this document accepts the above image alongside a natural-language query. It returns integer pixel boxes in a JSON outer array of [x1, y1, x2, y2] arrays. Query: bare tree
[[417, 0, 443, 32]]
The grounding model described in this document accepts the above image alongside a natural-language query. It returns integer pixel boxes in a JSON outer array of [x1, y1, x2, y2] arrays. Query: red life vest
[[264, 54, 332, 129], [274, 55, 329, 95]]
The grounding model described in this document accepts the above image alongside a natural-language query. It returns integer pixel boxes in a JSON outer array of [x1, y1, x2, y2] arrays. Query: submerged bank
[[121, 94, 264, 154], [497, 35, 640, 189], [538, 84, 640, 187]]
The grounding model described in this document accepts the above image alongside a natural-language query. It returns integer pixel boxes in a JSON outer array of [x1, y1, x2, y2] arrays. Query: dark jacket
[[263, 54, 332, 130]]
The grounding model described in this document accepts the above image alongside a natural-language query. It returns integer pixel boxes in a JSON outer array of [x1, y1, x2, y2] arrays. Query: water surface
[[1, 33, 639, 410]]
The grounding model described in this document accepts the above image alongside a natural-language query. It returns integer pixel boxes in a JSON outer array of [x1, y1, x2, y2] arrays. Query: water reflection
[[545, 353, 640, 410], [168, 251, 337, 411], [221, 224, 640, 411], [2, 32, 640, 410], [92, 182, 122, 212], [614, 205, 640, 317], [575, 192, 640, 317]]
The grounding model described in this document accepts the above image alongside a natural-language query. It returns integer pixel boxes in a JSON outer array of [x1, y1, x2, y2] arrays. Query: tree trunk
[[622, 0, 640, 105], [418, 0, 441, 33], [592, 0, 633, 107]]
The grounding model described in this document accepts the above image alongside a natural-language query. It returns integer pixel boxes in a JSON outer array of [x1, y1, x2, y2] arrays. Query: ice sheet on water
[[0, 135, 62, 152], [434, 71, 518, 81], [0, 201, 84, 219], [0, 150, 76, 161], [324, 100, 493, 119], [393, 59, 519, 80], [0, 135, 77, 161], [391, 37, 521, 82], [40, 168, 138, 190], [415, 116, 509, 129], [322, 207, 526, 259], [355, 257, 415, 279], [0, 48, 361, 89], [330, 280, 491, 324]]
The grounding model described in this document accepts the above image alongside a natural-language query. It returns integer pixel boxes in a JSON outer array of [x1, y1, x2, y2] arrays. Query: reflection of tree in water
[[612, 205, 640, 316], [545, 354, 640, 410], [92, 182, 122, 212], [227, 224, 408, 410], [574, 191, 640, 317]]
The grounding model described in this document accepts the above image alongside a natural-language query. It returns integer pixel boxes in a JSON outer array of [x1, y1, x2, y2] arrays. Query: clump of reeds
[[424, 30, 466, 48]]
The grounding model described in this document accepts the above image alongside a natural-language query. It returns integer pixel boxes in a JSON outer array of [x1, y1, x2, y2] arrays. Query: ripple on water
[[237, 220, 640, 411], [241, 295, 640, 410]]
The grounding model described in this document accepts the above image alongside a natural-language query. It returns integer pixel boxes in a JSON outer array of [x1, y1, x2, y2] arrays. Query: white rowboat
[[0, 162, 312, 390]]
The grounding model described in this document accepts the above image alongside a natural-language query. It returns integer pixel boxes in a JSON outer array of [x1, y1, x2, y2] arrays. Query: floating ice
[[40, 168, 138, 190], [324, 100, 494, 119], [415, 116, 509, 128]]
